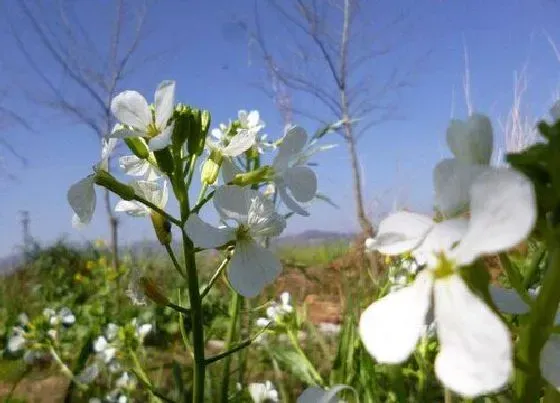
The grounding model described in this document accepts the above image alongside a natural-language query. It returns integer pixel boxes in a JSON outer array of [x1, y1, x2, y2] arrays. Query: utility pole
[[19, 210, 31, 261]]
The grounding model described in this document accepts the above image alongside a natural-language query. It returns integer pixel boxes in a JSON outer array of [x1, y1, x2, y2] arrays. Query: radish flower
[[249, 381, 279, 403], [185, 185, 286, 297], [109, 80, 175, 151], [446, 114, 493, 165], [360, 168, 536, 397], [114, 180, 168, 217]]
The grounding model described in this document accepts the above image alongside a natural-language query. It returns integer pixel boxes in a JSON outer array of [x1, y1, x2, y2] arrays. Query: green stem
[[165, 244, 186, 279], [200, 254, 231, 300], [515, 242, 560, 401], [130, 350, 176, 403], [186, 155, 198, 187], [196, 183, 209, 206], [191, 189, 215, 215], [182, 230, 206, 403], [219, 292, 241, 403], [287, 329, 324, 386], [49, 346, 86, 391]]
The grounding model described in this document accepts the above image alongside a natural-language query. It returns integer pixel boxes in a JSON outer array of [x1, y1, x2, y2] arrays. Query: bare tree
[[5, 0, 151, 269], [253, 0, 424, 237]]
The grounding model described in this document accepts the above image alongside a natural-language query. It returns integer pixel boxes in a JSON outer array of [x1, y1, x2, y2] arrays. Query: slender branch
[[200, 254, 232, 300], [165, 243, 186, 279], [191, 189, 216, 215]]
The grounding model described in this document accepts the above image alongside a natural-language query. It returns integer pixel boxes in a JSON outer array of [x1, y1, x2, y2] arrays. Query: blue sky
[[1, 0, 559, 257]]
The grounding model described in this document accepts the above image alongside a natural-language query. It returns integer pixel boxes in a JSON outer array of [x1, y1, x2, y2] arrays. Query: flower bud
[[172, 104, 191, 153], [153, 148, 175, 177], [231, 166, 274, 186], [201, 149, 223, 185], [95, 171, 135, 200], [188, 108, 205, 156], [150, 212, 172, 245], [124, 137, 149, 159], [139, 276, 170, 306]]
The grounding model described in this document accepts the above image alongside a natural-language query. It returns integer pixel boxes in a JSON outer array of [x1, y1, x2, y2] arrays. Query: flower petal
[[221, 128, 256, 157], [149, 124, 173, 151], [68, 175, 97, 227], [297, 385, 354, 403], [452, 168, 536, 265], [107, 123, 143, 138], [185, 214, 235, 249], [221, 158, 242, 184], [99, 138, 117, 171], [283, 166, 317, 203], [434, 274, 512, 397], [154, 80, 175, 129], [359, 270, 433, 363], [413, 218, 469, 267], [367, 212, 434, 255], [541, 335, 560, 389], [273, 125, 308, 170], [120, 155, 150, 177], [277, 183, 309, 216], [111, 90, 151, 129], [489, 285, 530, 315], [115, 200, 149, 216], [247, 193, 286, 238], [433, 158, 487, 217], [446, 114, 493, 165], [213, 185, 255, 223], [228, 239, 282, 297]]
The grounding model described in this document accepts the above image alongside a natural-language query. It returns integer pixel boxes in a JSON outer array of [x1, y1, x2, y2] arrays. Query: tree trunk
[[344, 123, 374, 238]]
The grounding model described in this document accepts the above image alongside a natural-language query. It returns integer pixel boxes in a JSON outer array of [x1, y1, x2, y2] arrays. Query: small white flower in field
[[550, 100, 560, 121], [446, 114, 493, 165], [43, 308, 56, 320], [59, 307, 76, 326], [68, 138, 118, 228], [272, 126, 317, 216], [115, 372, 136, 390], [78, 363, 100, 384], [248, 381, 279, 403], [106, 323, 119, 341], [265, 292, 294, 323], [256, 317, 271, 327], [17, 313, 29, 326], [360, 168, 536, 397], [131, 318, 153, 341], [297, 385, 353, 403], [115, 180, 168, 216], [94, 336, 117, 363], [7, 327, 26, 352], [47, 329, 57, 340], [119, 154, 160, 181], [109, 80, 176, 151], [186, 185, 286, 297]]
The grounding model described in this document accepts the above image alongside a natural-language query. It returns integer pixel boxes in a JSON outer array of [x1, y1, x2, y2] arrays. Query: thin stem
[[165, 244, 186, 279], [186, 154, 198, 187], [182, 229, 206, 403], [219, 292, 242, 403], [206, 336, 252, 366], [130, 350, 176, 403], [287, 329, 324, 386], [191, 189, 215, 215], [178, 290, 194, 360], [196, 183, 209, 205], [200, 254, 232, 300]]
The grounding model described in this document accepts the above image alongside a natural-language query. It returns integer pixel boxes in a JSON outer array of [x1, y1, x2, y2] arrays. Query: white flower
[[272, 126, 318, 216], [7, 327, 26, 352], [119, 154, 160, 181], [114, 180, 168, 216], [185, 185, 286, 297], [115, 372, 136, 390], [265, 292, 294, 323], [78, 363, 100, 384], [297, 385, 352, 403], [208, 123, 256, 157], [17, 313, 29, 326], [106, 323, 119, 341], [360, 168, 536, 397], [94, 336, 117, 363], [446, 114, 493, 165], [256, 317, 271, 327], [67, 137, 118, 228], [109, 80, 175, 151], [248, 381, 279, 403], [238, 110, 265, 134], [135, 323, 153, 341]]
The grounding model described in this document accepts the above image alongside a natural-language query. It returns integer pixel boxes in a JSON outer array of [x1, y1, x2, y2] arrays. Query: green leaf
[[269, 348, 319, 386]]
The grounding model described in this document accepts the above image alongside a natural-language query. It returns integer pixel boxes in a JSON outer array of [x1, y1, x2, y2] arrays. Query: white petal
[[154, 80, 175, 129], [283, 166, 317, 203], [228, 240, 282, 297], [148, 124, 173, 151], [278, 125, 307, 157], [541, 335, 560, 389], [489, 286, 531, 315], [446, 114, 493, 165], [185, 214, 235, 249], [120, 155, 150, 177], [221, 158, 242, 184], [107, 124, 143, 139], [247, 110, 262, 129], [297, 385, 352, 403], [213, 185, 255, 223], [359, 270, 433, 363], [452, 168, 536, 265], [434, 274, 512, 397], [433, 158, 487, 217], [115, 200, 149, 216], [221, 129, 256, 157], [413, 218, 469, 267], [131, 180, 167, 208], [247, 193, 286, 238], [68, 175, 96, 226], [111, 90, 151, 129], [99, 138, 117, 170], [368, 212, 434, 255], [238, 109, 248, 125], [277, 183, 309, 216]]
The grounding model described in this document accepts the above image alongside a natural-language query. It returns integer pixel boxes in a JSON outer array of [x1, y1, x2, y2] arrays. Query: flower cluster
[[361, 114, 537, 397]]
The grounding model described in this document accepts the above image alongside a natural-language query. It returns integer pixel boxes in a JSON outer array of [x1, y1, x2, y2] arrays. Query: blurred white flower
[[297, 385, 352, 403], [67, 138, 117, 228], [94, 336, 117, 364], [17, 313, 29, 325], [78, 363, 100, 384], [272, 126, 317, 216], [238, 110, 265, 135], [360, 168, 536, 397], [208, 124, 256, 157], [7, 327, 26, 352], [109, 80, 176, 151], [115, 371, 137, 390], [115, 180, 168, 217], [186, 185, 286, 297], [446, 114, 494, 165], [249, 381, 279, 403]]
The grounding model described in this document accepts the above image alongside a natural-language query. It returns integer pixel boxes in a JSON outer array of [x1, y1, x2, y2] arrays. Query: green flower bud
[[231, 165, 274, 186], [95, 171, 135, 200], [172, 104, 191, 153], [201, 149, 223, 185], [188, 108, 205, 156], [150, 211, 172, 245], [124, 137, 150, 159], [154, 148, 175, 176]]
